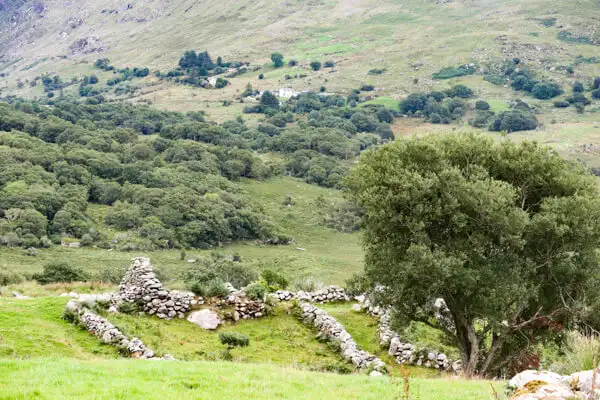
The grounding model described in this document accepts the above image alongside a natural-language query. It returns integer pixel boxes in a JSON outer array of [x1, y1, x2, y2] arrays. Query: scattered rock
[[187, 309, 220, 330]]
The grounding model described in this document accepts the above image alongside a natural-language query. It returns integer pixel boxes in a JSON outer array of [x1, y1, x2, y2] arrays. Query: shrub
[[95, 265, 126, 284], [556, 331, 600, 374], [324, 61, 335, 68], [447, 84, 473, 99], [271, 53, 284, 68], [288, 60, 297, 67], [261, 269, 289, 290], [489, 110, 538, 133], [554, 100, 570, 108], [32, 262, 89, 284], [360, 84, 375, 91], [368, 68, 386, 75], [532, 82, 563, 99], [245, 282, 267, 301], [189, 277, 229, 298], [310, 61, 322, 71], [0, 271, 25, 286], [345, 272, 371, 296], [118, 302, 140, 314], [432, 64, 476, 80], [593, 89, 600, 99], [568, 93, 591, 105], [475, 100, 490, 111], [219, 332, 250, 349], [292, 277, 323, 292], [573, 81, 585, 93]]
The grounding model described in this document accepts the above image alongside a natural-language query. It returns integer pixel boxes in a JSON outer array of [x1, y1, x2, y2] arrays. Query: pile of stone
[[65, 293, 167, 360], [273, 286, 349, 303], [358, 295, 460, 372], [298, 302, 387, 375], [224, 294, 267, 320], [109, 257, 198, 320], [508, 369, 600, 399]]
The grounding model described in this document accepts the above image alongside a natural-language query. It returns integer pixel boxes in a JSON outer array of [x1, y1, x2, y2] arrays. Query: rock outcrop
[[298, 302, 387, 374], [507, 369, 600, 399], [110, 257, 197, 320]]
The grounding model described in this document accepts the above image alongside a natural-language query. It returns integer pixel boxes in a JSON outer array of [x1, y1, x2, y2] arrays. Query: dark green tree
[[347, 134, 600, 377], [271, 52, 284, 68]]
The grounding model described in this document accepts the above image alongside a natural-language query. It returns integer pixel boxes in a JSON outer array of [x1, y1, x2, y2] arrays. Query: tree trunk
[[452, 311, 480, 377]]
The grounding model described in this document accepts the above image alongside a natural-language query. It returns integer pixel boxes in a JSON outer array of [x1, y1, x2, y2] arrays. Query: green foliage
[[118, 302, 140, 314], [260, 269, 289, 290], [310, 61, 322, 71], [347, 133, 600, 376], [555, 331, 600, 374], [531, 82, 563, 99], [32, 262, 89, 284], [554, 100, 570, 108], [271, 53, 284, 68], [189, 277, 229, 298], [0, 271, 25, 286], [186, 253, 258, 290], [368, 68, 386, 75], [219, 332, 250, 349], [573, 81, 585, 93], [245, 282, 267, 301], [558, 31, 595, 45], [475, 100, 490, 111], [446, 84, 473, 99], [214, 77, 229, 89], [489, 107, 537, 132], [344, 272, 370, 296], [432, 64, 476, 80]]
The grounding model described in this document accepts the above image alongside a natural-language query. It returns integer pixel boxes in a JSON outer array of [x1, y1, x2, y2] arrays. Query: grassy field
[[0, 359, 505, 400]]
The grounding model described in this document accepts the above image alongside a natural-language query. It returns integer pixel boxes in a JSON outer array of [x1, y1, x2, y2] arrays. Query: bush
[[32, 262, 89, 284], [489, 110, 538, 133], [219, 332, 250, 349], [368, 68, 386, 75], [260, 269, 289, 290], [554, 100, 570, 108], [118, 302, 140, 314], [573, 81, 585, 93], [475, 100, 490, 111], [292, 277, 323, 292], [324, 61, 335, 68], [532, 82, 563, 99], [446, 85, 473, 99], [592, 89, 600, 99], [360, 84, 375, 91], [245, 282, 267, 301], [556, 331, 600, 374], [0, 271, 25, 286], [189, 277, 229, 298], [432, 64, 476, 80], [345, 272, 371, 296], [310, 61, 322, 71], [95, 265, 126, 284]]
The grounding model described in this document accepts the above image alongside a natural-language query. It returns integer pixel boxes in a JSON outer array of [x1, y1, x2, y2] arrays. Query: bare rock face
[[187, 309, 220, 330]]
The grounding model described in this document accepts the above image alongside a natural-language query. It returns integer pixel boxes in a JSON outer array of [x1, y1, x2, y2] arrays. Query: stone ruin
[[223, 294, 268, 321], [508, 369, 600, 399], [109, 257, 197, 320], [298, 302, 387, 375]]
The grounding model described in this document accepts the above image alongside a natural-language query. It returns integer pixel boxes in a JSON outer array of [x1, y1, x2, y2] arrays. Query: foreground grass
[[0, 297, 118, 359], [0, 359, 505, 400]]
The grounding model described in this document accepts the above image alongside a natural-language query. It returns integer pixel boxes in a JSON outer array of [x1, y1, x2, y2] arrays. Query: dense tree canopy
[[348, 134, 600, 377]]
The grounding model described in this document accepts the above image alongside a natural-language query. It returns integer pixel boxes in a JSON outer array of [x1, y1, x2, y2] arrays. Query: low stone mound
[[110, 257, 197, 320], [223, 294, 268, 320]]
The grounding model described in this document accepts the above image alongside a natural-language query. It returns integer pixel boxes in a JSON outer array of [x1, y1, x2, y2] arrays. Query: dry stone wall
[[298, 302, 387, 375], [223, 294, 267, 320], [65, 293, 170, 360], [109, 257, 198, 320], [273, 286, 349, 303], [359, 296, 461, 372]]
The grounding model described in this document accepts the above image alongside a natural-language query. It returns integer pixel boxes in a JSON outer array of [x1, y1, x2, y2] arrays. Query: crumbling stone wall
[[273, 285, 349, 303], [109, 257, 197, 320], [65, 294, 169, 359], [298, 302, 387, 375]]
